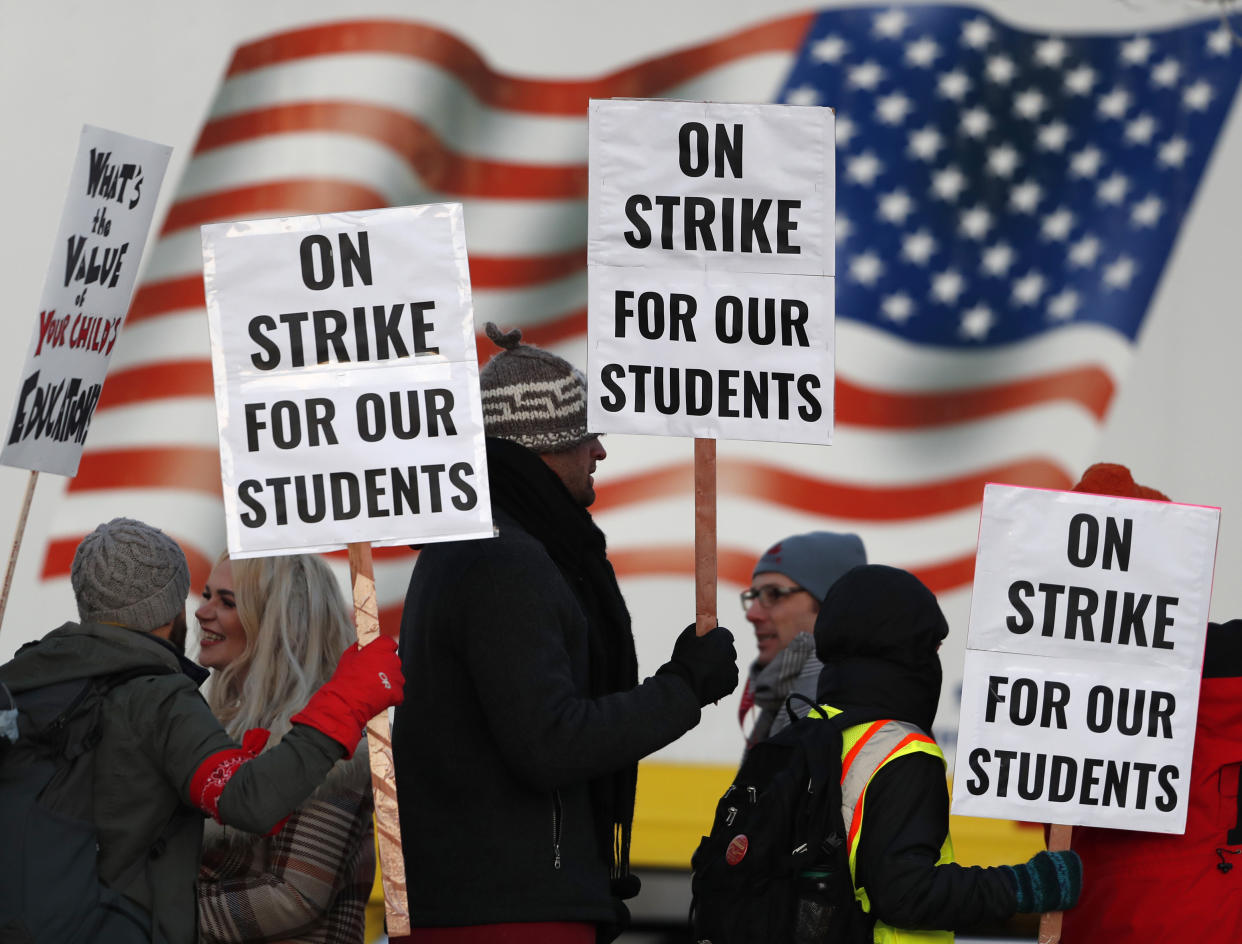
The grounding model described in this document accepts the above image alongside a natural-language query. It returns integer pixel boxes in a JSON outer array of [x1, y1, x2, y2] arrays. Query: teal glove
[[1003, 850, 1083, 913]]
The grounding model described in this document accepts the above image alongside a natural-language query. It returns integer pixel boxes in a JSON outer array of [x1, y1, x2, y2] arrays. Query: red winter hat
[[1071, 462, 1170, 502]]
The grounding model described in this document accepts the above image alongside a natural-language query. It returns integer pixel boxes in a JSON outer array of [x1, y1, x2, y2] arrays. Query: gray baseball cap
[[752, 531, 867, 602]]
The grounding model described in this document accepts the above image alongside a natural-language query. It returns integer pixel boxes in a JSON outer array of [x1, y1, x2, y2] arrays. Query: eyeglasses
[[740, 585, 811, 610]]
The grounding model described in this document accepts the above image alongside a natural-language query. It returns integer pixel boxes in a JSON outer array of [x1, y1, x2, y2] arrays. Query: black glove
[[656, 624, 738, 706], [1003, 850, 1082, 913]]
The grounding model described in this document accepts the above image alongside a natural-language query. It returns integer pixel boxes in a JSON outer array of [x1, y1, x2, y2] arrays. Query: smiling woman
[[195, 560, 246, 670], [195, 552, 376, 944]]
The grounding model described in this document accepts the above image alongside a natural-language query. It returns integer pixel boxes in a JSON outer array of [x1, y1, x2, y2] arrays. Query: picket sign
[[954, 484, 1220, 942], [0, 125, 170, 639], [0, 472, 39, 632], [586, 99, 836, 634], [347, 542, 410, 936], [1037, 824, 1073, 944], [694, 439, 716, 636], [202, 204, 492, 932]]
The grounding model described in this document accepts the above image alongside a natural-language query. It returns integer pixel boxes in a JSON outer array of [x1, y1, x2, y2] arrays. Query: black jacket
[[814, 565, 1019, 932], [392, 440, 701, 930]]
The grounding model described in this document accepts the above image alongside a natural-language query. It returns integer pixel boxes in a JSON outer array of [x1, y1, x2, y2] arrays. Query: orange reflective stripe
[[840, 719, 889, 781], [848, 733, 939, 848], [842, 724, 948, 909], [847, 790, 866, 854], [884, 731, 935, 762], [841, 720, 900, 852]]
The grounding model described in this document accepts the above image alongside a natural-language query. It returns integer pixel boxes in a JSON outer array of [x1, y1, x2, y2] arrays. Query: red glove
[[190, 727, 271, 822], [290, 636, 405, 757]]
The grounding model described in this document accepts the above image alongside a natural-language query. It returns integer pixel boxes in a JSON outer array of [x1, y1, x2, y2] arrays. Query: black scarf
[[486, 438, 639, 879]]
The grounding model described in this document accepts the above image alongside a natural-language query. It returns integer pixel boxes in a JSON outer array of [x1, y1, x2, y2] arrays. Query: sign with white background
[[1, 125, 170, 476], [587, 99, 835, 444], [202, 203, 492, 558], [953, 483, 1219, 833]]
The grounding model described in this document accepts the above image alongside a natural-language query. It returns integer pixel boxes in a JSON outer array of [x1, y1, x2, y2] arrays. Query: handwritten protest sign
[[587, 100, 835, 444], [953, 483, 1220, 834], [1, 125, 171, 476], [202, 204, 492, 559]]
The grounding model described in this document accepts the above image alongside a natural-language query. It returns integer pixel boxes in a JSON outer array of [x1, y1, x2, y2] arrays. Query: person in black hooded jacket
[[813, 564, 1081, 942]]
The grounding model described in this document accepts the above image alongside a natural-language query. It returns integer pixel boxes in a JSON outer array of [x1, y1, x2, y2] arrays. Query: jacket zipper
[[552, 789, 563, 870]]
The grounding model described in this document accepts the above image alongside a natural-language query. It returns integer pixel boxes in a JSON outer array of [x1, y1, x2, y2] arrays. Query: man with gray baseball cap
[[738, 530, 867, 746]]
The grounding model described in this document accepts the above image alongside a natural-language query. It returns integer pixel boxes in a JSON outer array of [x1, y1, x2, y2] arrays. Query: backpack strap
[[785, 697, 846, 796], [95, 664, 189, 944], [785, 691, 819, 725], [71, 665, 178, 756]]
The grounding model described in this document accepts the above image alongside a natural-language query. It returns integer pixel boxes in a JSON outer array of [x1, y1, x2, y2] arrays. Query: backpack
[[0, 664, 179, 944], [690, 699, 872, 944]]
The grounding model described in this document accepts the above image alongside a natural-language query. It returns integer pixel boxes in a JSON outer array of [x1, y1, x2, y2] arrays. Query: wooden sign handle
[[0, 470, 38, 636], [347, 542, 410, 937], [1037, 823, 1073, 944], [694, 438, 717, 636]]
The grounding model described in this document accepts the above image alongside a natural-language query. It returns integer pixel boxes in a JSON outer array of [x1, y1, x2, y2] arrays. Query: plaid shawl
[[198, 756, 374, 944]]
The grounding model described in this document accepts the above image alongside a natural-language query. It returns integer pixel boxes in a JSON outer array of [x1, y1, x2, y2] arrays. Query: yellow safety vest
[[811, 706, 955, 944]]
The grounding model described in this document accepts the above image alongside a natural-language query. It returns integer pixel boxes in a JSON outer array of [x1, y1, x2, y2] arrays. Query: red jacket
[[1062, 652, 1242, 942]]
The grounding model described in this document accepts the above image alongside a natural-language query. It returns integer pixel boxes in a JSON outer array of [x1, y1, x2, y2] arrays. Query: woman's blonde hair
[[205, 552, 354, 744]]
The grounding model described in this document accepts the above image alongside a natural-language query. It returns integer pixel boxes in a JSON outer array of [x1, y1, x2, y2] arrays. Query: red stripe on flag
[[606, 544, 976, 595], [224, 16, 815, 115], [127, 276, 206, 325], [194, 103, 587, 198], [595, 459, 1072, 521], [465, 310, 1112, 425], [162, 180, 388, 235], [378, 602, 403, 638], [96, 362, 214, 410], [603, 545, 757, 588], [325, 544, 421, 562], [468, 250, 586, 289], [89, 352, 1111, 437], [67, 448, 222, 496], [837, 367, 1114, 426], [357, 547, 973, 632], [908, 555, 977, 595]]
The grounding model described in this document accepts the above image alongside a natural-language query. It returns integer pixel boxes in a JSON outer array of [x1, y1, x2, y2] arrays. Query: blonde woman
[[195, 552, 374, 944]]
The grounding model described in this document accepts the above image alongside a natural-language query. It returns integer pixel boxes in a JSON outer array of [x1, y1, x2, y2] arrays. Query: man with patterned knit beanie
[[0, 517, 403, 944], [392, 323, 738, 943]]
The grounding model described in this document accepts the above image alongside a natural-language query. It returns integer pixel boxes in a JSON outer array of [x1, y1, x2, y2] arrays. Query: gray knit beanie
[[71, 517, 191, 632], [478, 322, 593, 453], [753, 531, 867, 603]]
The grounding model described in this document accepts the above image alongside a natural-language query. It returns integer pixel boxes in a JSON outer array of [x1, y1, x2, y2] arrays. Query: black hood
[[813, 564, 948, 730], [1204, 619, 1242, 679]]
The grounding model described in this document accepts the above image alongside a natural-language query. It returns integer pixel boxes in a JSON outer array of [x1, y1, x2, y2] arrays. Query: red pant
[[389, 922, 595, 944]]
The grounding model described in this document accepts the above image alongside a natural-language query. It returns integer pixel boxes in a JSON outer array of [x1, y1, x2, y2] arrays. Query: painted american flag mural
[[33, 6, 1242, 759]]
